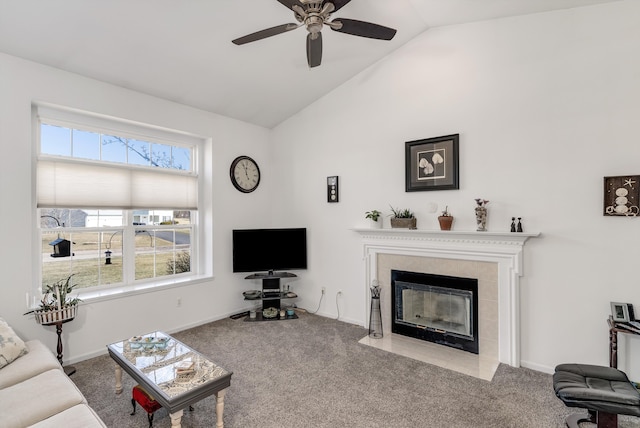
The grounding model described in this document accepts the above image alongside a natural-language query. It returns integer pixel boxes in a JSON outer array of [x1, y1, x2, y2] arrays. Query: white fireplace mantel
[[353, 228, 540, 367]]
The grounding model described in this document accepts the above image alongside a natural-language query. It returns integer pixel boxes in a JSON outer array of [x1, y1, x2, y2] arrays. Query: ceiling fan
[[231, 0, 397, 68]]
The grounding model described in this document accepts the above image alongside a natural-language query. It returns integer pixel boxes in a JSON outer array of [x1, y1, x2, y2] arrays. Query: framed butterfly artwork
[[405, 134, 459, 192]]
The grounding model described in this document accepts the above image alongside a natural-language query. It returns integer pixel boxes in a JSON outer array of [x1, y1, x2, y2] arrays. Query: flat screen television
[[232, 228, 307, 274]]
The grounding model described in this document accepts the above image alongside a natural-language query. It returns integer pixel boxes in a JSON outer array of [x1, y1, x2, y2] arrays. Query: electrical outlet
[[321, 287, 326, 294], [177, 297, 182, 307]]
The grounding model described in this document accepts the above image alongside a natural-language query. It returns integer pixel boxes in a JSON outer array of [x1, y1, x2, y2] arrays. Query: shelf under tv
[[244, 272, 297, 279], [243, 272, 298, 322]]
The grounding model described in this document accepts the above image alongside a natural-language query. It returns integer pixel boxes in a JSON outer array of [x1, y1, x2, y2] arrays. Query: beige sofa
[[0, 322, 106, 428]]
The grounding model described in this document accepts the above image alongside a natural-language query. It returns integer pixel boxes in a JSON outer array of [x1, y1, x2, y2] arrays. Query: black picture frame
[[405, 134, 459, 192], [603, 175, 639, 216], [611, 302, 631, 322]]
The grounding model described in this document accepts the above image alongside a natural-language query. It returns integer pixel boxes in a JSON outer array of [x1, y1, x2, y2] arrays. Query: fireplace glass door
[[394, 281, 473, 340]]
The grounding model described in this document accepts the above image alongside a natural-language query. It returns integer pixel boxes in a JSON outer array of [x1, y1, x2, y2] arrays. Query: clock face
[[230, 156, 260, 193]]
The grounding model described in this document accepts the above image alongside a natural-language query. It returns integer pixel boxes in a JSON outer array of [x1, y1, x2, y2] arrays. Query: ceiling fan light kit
[[232, 0, 397, 68]]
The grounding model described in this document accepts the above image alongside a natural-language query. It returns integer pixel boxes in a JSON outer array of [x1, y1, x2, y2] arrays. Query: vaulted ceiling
[[0, 0, 619, 128]]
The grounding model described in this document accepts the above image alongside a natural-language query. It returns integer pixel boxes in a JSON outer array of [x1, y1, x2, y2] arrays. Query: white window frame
[[31, 102, 213, 304]]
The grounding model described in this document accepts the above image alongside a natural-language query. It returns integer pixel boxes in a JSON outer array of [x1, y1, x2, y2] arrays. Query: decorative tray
[[129, 336, 170, 350]]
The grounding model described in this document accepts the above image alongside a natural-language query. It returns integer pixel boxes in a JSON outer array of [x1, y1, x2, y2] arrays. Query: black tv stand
[[243, 272, 298, 321], [245, 272, 297, 279]]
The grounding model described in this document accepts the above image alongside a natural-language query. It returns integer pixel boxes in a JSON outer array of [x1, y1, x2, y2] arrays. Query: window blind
[[37, 158, 198, 210]]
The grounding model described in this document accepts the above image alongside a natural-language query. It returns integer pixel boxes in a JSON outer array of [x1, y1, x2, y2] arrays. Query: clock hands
[[242, 161, 250, 180]]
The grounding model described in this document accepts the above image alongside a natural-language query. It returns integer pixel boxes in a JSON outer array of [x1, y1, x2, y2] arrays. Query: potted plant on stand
[[438, 206, 454, 231], [389, 205, 417, 229], [25, 274, 81, 325], [365, 210, 382, 228], [25, 274, 81, 375]]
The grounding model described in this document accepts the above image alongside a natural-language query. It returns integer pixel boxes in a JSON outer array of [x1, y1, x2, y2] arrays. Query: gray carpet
[[70, 312, 638, 427]]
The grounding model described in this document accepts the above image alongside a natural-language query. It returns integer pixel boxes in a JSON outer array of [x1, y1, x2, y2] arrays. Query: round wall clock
[[230, 155, 261, 193]]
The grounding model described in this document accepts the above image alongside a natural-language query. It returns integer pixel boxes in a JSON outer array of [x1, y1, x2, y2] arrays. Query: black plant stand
[[43, 318, 76, 376]]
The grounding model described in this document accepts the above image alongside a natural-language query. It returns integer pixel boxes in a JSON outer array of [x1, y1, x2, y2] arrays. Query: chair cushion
[[133, 384, 162, 414], [0, 317, 28, 369], [553, 363, 640, 416]]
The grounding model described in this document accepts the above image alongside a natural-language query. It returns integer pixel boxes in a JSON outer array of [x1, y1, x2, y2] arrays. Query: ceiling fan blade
[[331, 18, 397, 40], [276, 0, 304, 11], [232, 23, 300, 45], [327, 0, 352, 12], [306, 33, 322, 68]]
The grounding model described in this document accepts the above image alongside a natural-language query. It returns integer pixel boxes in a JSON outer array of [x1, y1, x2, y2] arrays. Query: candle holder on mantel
[[369, 281, 383, 339]]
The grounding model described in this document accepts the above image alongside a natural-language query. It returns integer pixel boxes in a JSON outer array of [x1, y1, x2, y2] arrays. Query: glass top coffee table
[[107, 331, 232, 428]]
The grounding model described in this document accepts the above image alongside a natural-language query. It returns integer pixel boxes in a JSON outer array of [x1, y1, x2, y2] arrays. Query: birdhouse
[[49, 238, 72, 258]]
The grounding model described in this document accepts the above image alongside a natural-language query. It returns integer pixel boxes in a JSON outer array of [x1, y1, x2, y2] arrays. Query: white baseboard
[[309, 310, 363, 327], [66, 309, 246, 365], [520, 360, 554, 374]]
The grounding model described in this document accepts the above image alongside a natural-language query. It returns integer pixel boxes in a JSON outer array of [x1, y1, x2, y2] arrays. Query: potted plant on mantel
[[389, 205, 417, 229], [365, 210, 382, 228], [25, 274, 81, 325], [438, 206, 454, 231]]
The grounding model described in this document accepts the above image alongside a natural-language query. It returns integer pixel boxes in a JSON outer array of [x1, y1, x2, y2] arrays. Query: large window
[[36, 105, 203, 293]]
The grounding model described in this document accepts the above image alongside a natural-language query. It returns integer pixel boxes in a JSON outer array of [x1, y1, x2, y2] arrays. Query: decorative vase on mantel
[[474, 199, 489, 232], [437, 206, 454, 231]]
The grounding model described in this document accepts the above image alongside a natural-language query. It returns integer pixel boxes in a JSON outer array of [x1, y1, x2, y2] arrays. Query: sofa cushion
[[0, 340, 61, 389], [0, 369, 85, 428], [0, 317, 28, 369], [29, 404, 107, 428]]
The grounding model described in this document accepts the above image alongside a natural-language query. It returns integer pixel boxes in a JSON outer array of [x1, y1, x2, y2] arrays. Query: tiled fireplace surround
[[354, 229, 537, 381]]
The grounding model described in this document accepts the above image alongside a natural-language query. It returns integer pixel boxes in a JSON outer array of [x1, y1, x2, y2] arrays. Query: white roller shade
[[37, 159, 198, 210]]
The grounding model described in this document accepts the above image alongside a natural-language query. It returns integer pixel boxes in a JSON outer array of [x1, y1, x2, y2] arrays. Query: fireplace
[[392, 270, 479, 354], [354, 228, 539, 371]]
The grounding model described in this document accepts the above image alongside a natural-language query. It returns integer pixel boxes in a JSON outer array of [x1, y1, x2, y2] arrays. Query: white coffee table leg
[[215, 388, 227, 428], [170, 409, 184, 428], [114, 364, 123, 394]]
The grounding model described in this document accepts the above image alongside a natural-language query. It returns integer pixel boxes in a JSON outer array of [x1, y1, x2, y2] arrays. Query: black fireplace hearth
[[391, 270, 479, 354]]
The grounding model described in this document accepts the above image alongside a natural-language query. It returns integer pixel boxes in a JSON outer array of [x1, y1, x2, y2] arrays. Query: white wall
[[0, 52, 272, 363], [2, 1, 639, 379], [270, 1, 640, 377]]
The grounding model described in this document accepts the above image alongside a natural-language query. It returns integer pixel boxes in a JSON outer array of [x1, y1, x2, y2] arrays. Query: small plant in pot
[[365, 210, 382, 228], [25, 274, 82, 325], [389, 205, 417, 229], [438, 206, 454, 231]]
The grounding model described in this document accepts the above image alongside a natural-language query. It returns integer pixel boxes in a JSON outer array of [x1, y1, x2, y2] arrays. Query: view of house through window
[[37, 114, 199, 291], [40, 209, 193, 289]]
